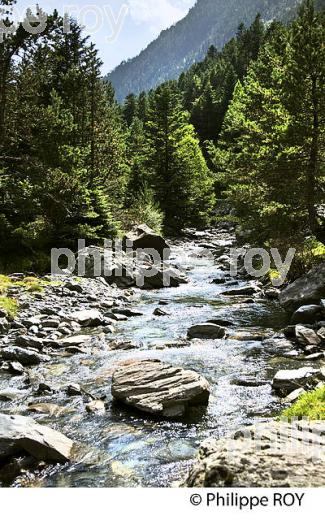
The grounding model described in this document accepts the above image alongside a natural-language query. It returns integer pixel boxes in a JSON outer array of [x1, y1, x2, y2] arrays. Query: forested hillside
[[123, 0, 325, 276], [107, 0, 325, 101], [0, 0, 324, 278]]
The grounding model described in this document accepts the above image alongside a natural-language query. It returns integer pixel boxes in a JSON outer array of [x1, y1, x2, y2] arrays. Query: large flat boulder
[[184, 421, 325, 487], [0, 414, 74, 462], [272, 367, 325, 396], [280, 262, 325, 311], [111, 360, 210, 418]]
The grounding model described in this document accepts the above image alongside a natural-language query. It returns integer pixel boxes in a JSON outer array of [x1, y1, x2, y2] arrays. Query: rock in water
[[86, 400, 106, 414], [221, 284, 259, 296], [1, 347, 50, 366], [280, 262, 325, 311], [188, 323, 226, 340], [184, 421, 325, 487], [111, 360, 210, 418], [272, 367, 325, 396], [75, 245, 187, 289], [0, 414, 74, 462]]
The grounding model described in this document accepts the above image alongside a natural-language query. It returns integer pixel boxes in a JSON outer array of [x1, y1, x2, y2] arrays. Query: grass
[[14, 277, 46, 293], [0, 275, 11, 294], [0, 296, 18, 319], [0, 273, 66, 318], [281, 386, 325, 420]]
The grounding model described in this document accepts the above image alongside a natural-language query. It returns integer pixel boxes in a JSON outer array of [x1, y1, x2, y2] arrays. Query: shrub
[[125, 192, 165, 235], [282, 386, 325, 420]]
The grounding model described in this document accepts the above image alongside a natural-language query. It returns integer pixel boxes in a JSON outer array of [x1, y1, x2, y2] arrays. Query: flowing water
[[1, 232, 296, 488]]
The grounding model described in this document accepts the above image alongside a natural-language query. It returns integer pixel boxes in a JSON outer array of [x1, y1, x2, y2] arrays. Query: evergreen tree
[[123, 93, 137, 126], [210, 1, 325, 253], [283, 0, 325, 236], [146, 82, 215, 231]]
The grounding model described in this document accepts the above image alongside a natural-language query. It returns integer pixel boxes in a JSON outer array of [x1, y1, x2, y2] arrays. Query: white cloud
[[128, 0, 192, 35]]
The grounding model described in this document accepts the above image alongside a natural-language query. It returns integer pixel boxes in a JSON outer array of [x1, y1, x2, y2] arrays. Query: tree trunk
[[307, 75, 319, 234]]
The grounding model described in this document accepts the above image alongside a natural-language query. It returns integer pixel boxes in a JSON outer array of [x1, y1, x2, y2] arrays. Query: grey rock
[[66, 383, 83, 396], [65, 282, 84, 293], [112, 360, 210, 418], [305, 352, 325, 360], [317, 327, 325, 341], [265, 288, 280, 300], [0, 318, 9, 333], [41, 318, 61, 328], [211, 275, 227, 285], [123, 223, 170, 259], [291, 305, 323, 325], [295, 325, 321, 346], [280, 262, 325, 311], [59, 335, 92, 347], [188, 323, 226, 340], [70, 309, 104, 327], [22, 317, 41, 328], [283, 388, 306, 403], [141, 265, 188, 290], [4, 361, 25, 375], [16, 335, 44, 350], [1, 347, 50, 366], [272, 367, 325, 396], [153, 308, 169, 317], [86, 400, 105, 414], [108, 340, 138, 351], [0, 389, 28, 402], [0, 413, 74, 463], [221, 284, 259, 296], [184, 421, 325, 487]]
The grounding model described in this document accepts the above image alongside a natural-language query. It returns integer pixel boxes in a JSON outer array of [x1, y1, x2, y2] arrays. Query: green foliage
[[282, 386, 325, 420], [0, 13, 126, 271], [107, 0, 310, 102], [144, 83, 215, 231], [1, 0, 324, 276], [210, 1, 325, 256], [0, 296, 18, 319], [0, 275, 11, 294], [125, 192, 164, 235]]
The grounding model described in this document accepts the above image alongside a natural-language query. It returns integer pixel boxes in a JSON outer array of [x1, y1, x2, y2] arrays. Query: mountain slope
[[107, 0, 304, 101]]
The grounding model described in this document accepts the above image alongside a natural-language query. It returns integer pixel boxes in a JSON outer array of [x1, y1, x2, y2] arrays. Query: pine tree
[[123, 93, 137, 126], [211, 1, 325, 252], [283, 0, 325, 236], [146, 82, 214, 231]]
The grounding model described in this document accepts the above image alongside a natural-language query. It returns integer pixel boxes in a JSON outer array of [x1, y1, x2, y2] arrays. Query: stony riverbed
[[1, 227, 324, 487]]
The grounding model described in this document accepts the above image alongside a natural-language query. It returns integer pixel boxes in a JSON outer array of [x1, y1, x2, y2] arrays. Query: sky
[[15, 0, 196, 74]]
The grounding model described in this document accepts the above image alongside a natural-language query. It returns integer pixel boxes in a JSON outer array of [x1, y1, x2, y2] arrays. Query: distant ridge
[[106, 0, 308, 101]]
